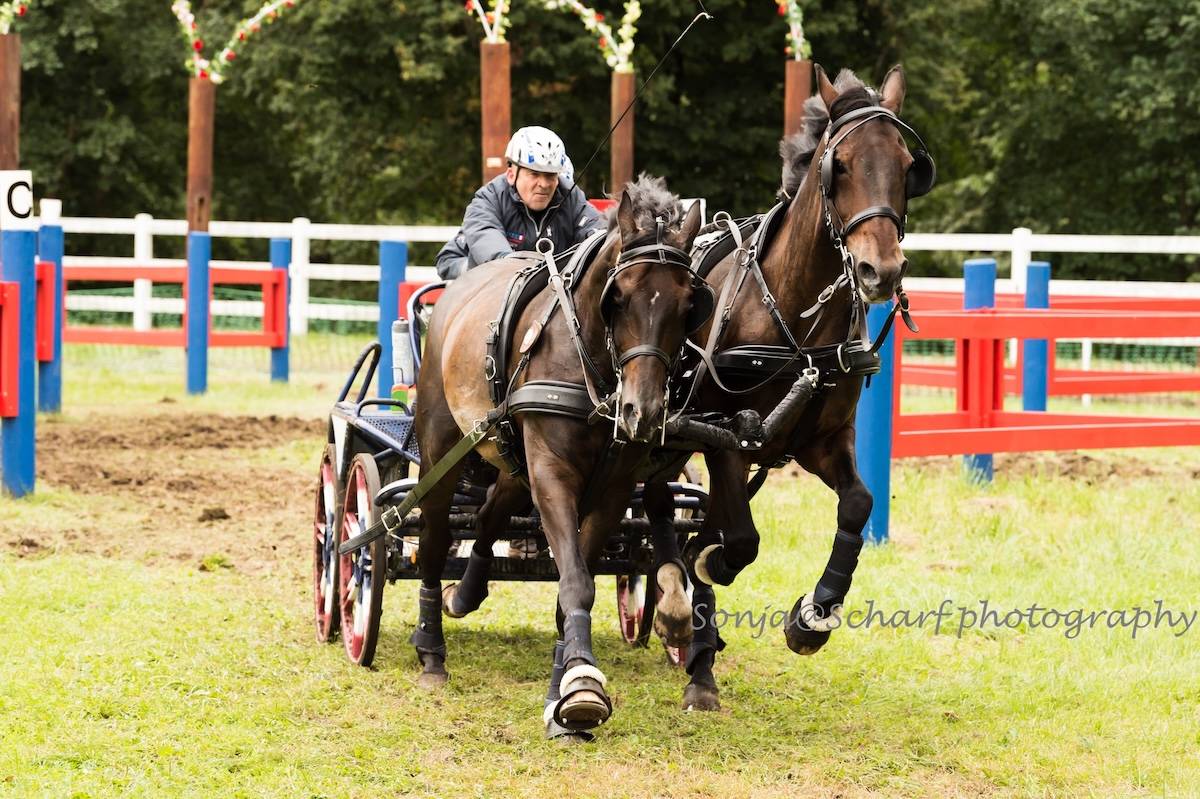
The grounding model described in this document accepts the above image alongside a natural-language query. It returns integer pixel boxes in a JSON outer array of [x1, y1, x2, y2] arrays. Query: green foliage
[[13, 0, 1200, 280]]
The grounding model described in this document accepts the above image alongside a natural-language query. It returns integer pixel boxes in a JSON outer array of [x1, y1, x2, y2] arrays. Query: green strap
[[337, 420, 495, 556]]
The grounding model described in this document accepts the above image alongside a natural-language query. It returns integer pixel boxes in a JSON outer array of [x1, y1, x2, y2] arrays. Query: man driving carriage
[[434, 126, 605, 280]]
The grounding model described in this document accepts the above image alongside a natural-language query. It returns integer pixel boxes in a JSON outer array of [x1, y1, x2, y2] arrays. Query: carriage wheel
[[616, 573, 654, 647], [312, 444, 342, 643], [338, 453, 387, 667]]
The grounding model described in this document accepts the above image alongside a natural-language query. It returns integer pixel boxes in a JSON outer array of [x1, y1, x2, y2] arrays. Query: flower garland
[[775, 0, 811, 60], [463, 0, 511, 44], [171, 0, 302, 83], [543, 0, 640, 73], [0, 1, 30, 36]]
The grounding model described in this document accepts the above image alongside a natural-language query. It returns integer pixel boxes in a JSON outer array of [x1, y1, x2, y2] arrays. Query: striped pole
[[37, 222, 64, 412], [378, 241, 407, 398], [269, 238, 291, 383], [1, 229, 37, 496], [1022, 261, 1051, 412], [186, 232, 211, 395], [854, 301, 896, 543]]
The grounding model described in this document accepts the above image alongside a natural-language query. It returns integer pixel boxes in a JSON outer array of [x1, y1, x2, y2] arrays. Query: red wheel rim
[[338, 459, 381, 664], [312, 451, 339, 642]]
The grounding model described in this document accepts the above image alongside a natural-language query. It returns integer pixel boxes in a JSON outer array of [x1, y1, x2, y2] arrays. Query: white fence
[[35, 208, 1200, 344]]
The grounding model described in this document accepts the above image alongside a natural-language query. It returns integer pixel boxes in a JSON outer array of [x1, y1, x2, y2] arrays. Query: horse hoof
[[653, 563, 693, 646], [682, 682, 720, 712], [441, 583, 467, 618], [417, 668, 449, 689], [691, 544, 723, 586], [543, 709, 596, 743], [784, 595, 835, 655], [559, 687, 610, 727], [554, 666, 613, 731]]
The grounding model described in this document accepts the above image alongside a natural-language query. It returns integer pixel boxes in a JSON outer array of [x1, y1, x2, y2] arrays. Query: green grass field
[[1, 344, 1199, 798]]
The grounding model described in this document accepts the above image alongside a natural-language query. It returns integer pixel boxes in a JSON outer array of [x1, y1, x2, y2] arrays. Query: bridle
[[601, 216, 715, 372], [537, 217, 715, 423]]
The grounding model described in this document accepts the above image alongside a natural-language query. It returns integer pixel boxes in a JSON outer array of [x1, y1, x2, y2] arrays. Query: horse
[[411, 175, 707, 740], [643, 65, 935, 711]]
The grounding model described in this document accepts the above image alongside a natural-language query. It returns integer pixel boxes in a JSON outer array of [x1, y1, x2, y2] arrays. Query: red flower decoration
[[777, 4, 787, 15], [595, 12, 604, 21], [598, 37, 607, 49], [464, 0, 473, 9], [193, 40, 204, 52], [199, 69, 209, 79], [17, 4, 27, 16], [226, 51, 236, 60]]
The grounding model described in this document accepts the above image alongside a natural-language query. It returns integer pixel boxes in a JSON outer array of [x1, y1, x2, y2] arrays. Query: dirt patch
[[18, 413, 326, 574], [908, 450, 1198, 484]]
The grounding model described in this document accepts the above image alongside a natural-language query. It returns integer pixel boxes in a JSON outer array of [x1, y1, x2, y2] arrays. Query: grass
[[1, 344, 1199, 797]]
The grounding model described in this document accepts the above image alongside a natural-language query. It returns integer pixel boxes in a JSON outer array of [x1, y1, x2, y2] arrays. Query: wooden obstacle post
[[0, 227, 36, 496], [480, 41, 511, 184], [377, 240, 407, 398], [854, 301, 897, 543], [0, 33, 18, 169], [1022, 262, 1051, 412], [187, 77, 216, 233], [610, 70, 635, 192], [783, 58, 812, 139]]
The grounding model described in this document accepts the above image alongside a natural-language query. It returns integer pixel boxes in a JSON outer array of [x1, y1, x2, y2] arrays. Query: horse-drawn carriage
[[308, 65, 934, 740]]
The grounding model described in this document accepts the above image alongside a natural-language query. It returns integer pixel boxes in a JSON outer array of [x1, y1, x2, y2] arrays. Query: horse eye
[[833, 158, 849, 175]]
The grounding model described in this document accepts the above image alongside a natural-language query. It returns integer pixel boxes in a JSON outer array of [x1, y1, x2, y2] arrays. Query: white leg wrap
[[543, 702, 558, 726], [559, 664, 607, 695], [692, 544, 722, 586], [800, 593, 843, 633]]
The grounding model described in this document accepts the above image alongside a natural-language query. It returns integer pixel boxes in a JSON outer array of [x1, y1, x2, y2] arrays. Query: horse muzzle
[[618, 401, 665, 444]]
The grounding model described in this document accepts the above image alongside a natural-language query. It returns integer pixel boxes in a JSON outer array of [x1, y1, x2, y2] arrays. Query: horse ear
[[616, 189, 637, 240], [880, 64, 906, 114], [677, 201, 702, 250], [815, 64, 838, 109]]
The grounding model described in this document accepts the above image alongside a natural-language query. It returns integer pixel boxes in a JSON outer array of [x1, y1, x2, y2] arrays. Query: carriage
[[311, 281, 704, 668]]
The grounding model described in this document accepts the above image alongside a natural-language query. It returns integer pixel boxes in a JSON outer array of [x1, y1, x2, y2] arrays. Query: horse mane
[[779, 70, 880, 199], [606, 173, 682, 232]]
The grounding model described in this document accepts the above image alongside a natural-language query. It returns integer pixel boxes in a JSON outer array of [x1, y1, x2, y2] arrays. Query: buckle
[[817, 284, 836, 305], [483, 355, 497, 381], [836, 343, 852, 373]]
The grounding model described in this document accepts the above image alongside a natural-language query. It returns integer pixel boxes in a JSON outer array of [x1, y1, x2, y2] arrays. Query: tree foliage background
[[14, 0, 1200, 279]]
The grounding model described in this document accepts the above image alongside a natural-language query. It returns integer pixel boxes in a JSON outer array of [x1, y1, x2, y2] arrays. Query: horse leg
[[442, 472, 527, 618], [682, 578, 725, 710], [536, 449, 635, 736], [784, 426, 871, 656], [641, 481, 692, 647], [686, 450, 759, 587], [411, 409, 469, 689]]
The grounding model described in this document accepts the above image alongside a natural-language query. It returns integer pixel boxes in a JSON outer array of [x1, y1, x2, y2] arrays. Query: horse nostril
[[859, 262, 879, 286]]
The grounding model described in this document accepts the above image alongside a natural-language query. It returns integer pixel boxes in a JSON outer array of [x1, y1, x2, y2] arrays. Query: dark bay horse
[[412, 176, 705, 738], [646, 65, 935, 710]]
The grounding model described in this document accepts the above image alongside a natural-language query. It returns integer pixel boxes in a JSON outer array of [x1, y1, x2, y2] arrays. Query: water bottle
[[392, 318, 414, 389]]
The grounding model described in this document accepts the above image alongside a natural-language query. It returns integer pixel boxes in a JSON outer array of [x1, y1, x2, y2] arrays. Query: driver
[[435, 126, 605, 280]]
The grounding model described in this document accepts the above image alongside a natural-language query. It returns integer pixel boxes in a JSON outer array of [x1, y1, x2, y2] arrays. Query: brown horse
[[412, 176, 705, 739], [645, 65, 934, 710]]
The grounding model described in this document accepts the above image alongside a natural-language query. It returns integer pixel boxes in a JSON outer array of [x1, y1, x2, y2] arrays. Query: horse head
[[810, 64, 935, 303], [602, 179, 707, 443]]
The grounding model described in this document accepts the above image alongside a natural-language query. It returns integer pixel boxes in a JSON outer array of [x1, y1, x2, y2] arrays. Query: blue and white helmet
[[505, 126, 568, 175]]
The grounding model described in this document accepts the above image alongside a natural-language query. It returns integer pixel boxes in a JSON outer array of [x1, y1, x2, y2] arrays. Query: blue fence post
[[1, 230, 38, 497], [269, 238, 291, 383], [186, 232, 211, 395], [378, 240, 407, 398], [855, 301, 897, 544], [37, 223, 65, 413], [963, 257, 996, 483], [1022, 261, 1051, 412]]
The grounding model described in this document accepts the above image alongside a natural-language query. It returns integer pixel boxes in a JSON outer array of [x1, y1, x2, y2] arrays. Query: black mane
[[606, 172, 683, 232], [779, 70, 880, 199]]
